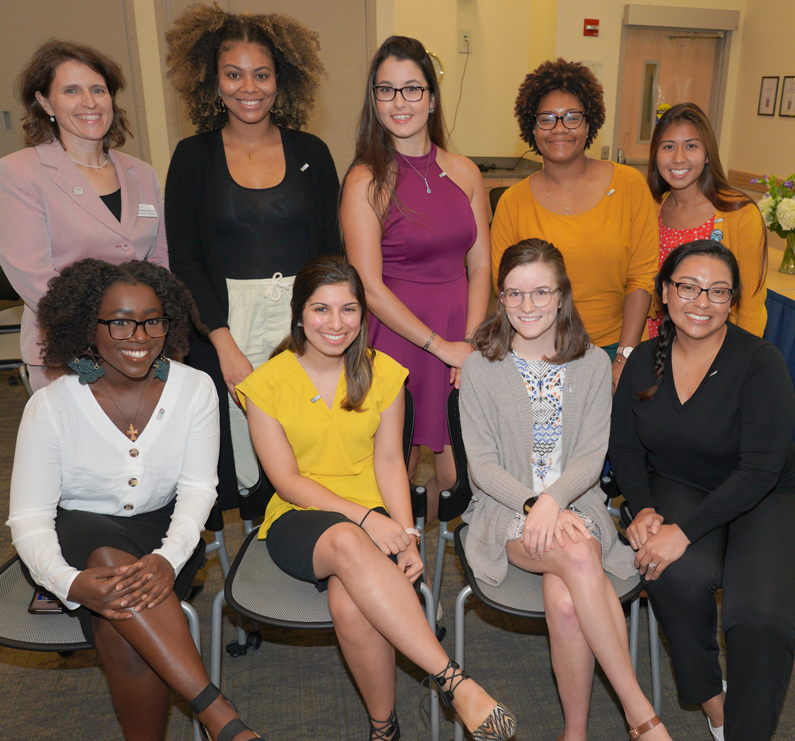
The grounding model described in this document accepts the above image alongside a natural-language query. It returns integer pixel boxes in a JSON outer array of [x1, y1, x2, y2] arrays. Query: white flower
[[776, 198, 795, 231], [758, 195, 775, 227]]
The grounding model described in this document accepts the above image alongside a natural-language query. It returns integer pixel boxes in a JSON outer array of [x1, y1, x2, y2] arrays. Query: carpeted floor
[[1, 367, 793, 740]]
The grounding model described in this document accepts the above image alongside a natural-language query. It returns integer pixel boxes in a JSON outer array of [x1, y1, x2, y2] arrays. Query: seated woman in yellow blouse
[[237, 256, 516, 741]]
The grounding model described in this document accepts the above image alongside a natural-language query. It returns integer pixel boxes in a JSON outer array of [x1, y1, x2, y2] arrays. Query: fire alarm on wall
[[584, 19, 599, 37]]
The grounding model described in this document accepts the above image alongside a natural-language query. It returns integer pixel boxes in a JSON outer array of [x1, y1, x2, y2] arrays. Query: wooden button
[[129, 449, 139, 458], [128, 478, 138, 487], [123, 504, 134, 511]]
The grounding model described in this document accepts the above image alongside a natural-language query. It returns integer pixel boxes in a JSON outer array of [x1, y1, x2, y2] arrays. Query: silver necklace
[[69, 153, 109, 169], [542, 158, 590, 213], [398, 149, 432, 194]]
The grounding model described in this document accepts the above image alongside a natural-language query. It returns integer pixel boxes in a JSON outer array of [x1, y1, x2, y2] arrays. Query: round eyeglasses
[[372, 85, 429, 102], [500, 288, 561, 308], [669, 281, 734, 304], [97, 317, 171, 339], [535, 111, 586, 130]]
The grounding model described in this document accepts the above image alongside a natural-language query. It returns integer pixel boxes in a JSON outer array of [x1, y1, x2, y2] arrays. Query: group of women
[[0, 4, 791, 741]]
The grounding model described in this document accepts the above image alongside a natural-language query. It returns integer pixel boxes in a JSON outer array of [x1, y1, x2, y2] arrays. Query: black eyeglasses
[[535, 111, 586, 130], [97, 317, 171, 339], [372, 85, 429, 102], [669, 281, 734, 304]]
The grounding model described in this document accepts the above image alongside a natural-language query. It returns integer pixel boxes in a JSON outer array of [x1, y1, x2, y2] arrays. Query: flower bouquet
[[753, 173, 795, 274]]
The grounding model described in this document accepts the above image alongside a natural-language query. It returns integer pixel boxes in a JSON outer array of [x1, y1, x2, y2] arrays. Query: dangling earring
[[50, 115, 55, 123], [68, 350, 104, 385], [429, 107, 435, 115], [152, 356, 170, 382], [270, 95, 281, 116], [218, 88, 226, 113]]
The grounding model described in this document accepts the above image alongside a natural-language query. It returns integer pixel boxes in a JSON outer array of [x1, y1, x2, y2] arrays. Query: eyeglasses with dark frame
[[668, 281, 734, 304], [535, 111, 586, 130], [372, 85, 429, 102], [500, 288, 561, 308], [97, 317, 171, 339]]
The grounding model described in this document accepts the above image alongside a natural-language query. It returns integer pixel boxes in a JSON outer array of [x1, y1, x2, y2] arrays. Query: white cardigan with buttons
[[7, 361, 219, 608]]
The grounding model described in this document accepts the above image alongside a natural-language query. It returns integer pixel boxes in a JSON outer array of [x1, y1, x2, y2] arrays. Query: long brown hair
[[342, 35, 446, 228], [648, 103, 766, 294], [16, 39, 130, 150], [271, 256, 374, 411], [472, 239, 590, 363], [638, 239, 741, 401]]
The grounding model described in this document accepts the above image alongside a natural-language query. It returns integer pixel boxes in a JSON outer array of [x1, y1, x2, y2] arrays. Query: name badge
[[137, 204, 158, 218]]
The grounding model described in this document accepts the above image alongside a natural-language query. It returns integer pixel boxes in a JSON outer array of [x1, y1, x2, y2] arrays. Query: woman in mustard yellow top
[[237, 256, 516, 741], [491, 59, 658, 391]]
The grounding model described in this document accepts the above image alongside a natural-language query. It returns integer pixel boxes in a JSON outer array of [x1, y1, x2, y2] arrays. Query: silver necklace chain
[[69, 153, 109, 169], [542, 158, 590, 213], [398, 150, 432, 194]]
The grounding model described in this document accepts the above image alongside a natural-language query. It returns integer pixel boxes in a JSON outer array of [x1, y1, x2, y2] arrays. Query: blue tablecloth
[[764, 290, 795, 440]]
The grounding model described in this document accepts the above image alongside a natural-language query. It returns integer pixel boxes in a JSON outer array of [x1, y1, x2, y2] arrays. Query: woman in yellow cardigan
[[647, 103, 767, 337], [491, 59, 658, 392]]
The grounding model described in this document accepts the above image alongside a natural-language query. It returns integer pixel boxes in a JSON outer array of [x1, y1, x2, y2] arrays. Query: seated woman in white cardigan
[[459, 239, 671, 741]]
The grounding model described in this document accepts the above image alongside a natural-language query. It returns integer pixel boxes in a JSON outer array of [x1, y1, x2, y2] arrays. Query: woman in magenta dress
[[341, 36, 491, 522]]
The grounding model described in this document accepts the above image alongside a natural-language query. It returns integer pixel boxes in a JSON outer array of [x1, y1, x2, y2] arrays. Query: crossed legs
[[87, 547, 257, 741], [506, 535, 670, 740], [313, 522, 502, 733]]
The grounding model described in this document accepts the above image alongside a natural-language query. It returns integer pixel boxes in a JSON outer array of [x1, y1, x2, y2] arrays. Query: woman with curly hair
[[0, 40, 168, 392], [164, 4, 340, 507], [340, 36, 491, 523], [611, 241, 795, 741], [491, 59, 658, 391], [8, 259, 261, 740], [647, 103, 767, 337]]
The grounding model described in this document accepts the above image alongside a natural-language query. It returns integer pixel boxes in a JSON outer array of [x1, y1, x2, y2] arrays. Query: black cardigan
[[165, 128, 341, 508], [610, 322, 795, 543]]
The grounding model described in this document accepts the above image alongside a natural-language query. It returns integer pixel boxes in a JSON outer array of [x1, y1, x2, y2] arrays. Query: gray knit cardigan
[[459, 344, 637, 586]]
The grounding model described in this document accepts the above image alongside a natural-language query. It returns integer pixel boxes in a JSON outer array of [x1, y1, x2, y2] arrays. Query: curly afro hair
[[514, 58, 605, 153], [165, 3, 325, 133], [37, 259, 206, 370]]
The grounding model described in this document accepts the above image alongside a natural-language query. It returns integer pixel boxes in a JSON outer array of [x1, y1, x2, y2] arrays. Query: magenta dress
[[370, 143, 477, 451]]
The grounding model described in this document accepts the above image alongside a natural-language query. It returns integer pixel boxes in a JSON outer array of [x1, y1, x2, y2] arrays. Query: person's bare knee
[[433, 446, 456, 491], [545, 578, 579, 631], [313, 522, 375, 578]]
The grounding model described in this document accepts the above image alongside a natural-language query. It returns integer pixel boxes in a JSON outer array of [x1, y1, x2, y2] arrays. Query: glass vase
[[780, 232, 795, 275]]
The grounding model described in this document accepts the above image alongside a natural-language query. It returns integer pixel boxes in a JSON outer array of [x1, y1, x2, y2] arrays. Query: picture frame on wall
[[758, 77, 779, 116], [780, 77, 795, 118]]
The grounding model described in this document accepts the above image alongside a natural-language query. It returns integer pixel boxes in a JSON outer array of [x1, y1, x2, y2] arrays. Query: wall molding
[[728, 169, 767, 193]]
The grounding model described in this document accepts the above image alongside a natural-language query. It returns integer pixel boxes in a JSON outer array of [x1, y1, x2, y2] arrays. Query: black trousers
[[644, 475, 795, 741]]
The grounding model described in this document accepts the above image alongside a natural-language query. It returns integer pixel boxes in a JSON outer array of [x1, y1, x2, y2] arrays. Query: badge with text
[[137, 204, 158, 218]]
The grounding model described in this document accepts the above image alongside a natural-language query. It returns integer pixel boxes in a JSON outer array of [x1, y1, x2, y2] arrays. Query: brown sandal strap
[[629, 715, 661, 739]]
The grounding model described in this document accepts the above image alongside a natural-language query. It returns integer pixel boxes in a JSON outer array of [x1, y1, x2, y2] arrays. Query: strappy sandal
[[429, 659, 517, 741], [629, 715, 662, 739], [369, 709, 400, 740], [189, 682, 261, 741]]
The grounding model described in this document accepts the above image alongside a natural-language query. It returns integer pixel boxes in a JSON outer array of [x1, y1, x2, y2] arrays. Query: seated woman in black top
[[610, 240, 795, 741]]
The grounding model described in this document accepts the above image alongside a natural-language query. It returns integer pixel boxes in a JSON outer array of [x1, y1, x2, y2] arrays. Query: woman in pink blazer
[[0, 40, 167, 391]]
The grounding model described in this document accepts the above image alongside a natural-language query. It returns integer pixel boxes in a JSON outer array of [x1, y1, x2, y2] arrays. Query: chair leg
[[415, 515, 427, 583], [453, 585, 472, 741], [210, 588, 226, 689], [180, 601, 203, 741], [630, 596, 640, 674], [432, 520, 451, 610], [206, 532, 248, 648], [19, 363, 33, 397], [418, 581, 440, 741], [648, 601, 662, 716]]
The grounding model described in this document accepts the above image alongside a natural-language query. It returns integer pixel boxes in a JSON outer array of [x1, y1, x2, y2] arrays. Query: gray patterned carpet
[[0, 368, 793, 740]]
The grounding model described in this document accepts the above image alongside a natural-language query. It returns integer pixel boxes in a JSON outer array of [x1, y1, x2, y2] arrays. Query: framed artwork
[[780, 77, 795, 117], [758, 77, 779, 116]]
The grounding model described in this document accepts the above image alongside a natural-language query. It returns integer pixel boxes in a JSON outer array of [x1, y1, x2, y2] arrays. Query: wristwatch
[[523, 496, 539, 513], [614, 346, 634, 364]]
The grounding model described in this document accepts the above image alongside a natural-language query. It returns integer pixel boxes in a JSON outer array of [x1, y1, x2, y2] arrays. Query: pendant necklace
[[69, 153, 108, 169], [100, 376, 149, 441], [542, 158, 590, 213], [398, 150, 433, 194], [230, 137, 269, 164]]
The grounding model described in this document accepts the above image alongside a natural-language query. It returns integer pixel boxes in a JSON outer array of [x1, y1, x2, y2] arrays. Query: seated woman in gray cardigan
[[459, 239, 671, 741]]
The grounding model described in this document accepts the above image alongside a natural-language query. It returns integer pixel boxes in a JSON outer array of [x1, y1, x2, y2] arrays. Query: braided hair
[[637, 239, 741, 400]]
